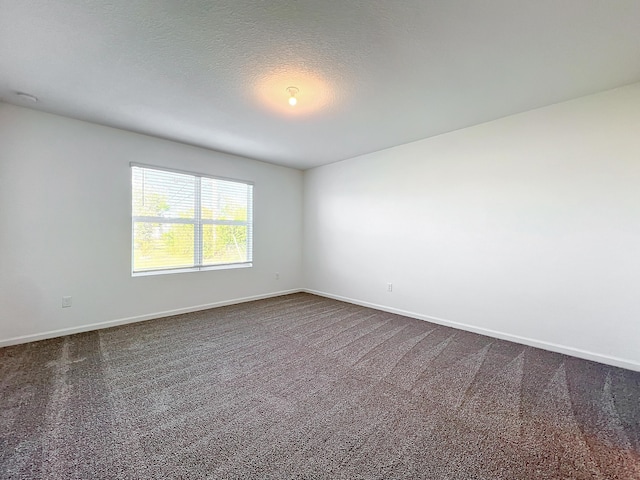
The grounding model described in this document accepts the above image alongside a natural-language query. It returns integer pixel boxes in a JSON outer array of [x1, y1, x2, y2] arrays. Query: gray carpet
[[1, 293, 639, 479]]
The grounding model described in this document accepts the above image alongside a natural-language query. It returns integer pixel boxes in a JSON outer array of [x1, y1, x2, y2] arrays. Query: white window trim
[[131, 163, 254, 276]]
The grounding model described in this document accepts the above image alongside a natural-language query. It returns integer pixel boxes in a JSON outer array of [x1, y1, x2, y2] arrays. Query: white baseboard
[[303, 289, 640, 373], [4, 287, 639, 372], [0, 289, 302, 348]]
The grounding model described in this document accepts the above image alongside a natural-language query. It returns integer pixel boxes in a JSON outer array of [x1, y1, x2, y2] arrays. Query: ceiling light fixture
[[286, 86, 299, 106], [16, 92, 38, 102]]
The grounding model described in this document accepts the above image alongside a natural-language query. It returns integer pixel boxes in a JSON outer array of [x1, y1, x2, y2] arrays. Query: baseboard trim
[[303, 289, 640, 372], [0, 289, 303, 348], [4, 288, 639, 372]]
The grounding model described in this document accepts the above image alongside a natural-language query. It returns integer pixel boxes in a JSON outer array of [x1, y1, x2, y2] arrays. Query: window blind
[[131, 164, 253, 274]]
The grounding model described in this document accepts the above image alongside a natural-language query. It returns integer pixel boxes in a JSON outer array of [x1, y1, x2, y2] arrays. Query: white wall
[[0, 103, 303, 345], [304, 83, 640, 371]]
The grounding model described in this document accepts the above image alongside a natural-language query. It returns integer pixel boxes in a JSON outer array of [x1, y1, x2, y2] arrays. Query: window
[[131, 164, 253, 275]]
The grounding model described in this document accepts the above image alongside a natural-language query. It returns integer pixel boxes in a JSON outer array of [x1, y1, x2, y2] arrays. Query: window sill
[[132, 262, 252, 277]]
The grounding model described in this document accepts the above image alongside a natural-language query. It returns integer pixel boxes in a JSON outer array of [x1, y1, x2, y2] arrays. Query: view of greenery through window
[[132, 166, 252, 273]]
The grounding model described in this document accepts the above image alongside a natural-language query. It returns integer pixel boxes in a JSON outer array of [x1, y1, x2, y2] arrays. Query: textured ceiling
[[1, 1, 640, 170]]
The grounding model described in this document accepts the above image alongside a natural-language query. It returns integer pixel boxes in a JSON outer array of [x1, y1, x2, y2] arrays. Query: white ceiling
[[1, 1, 640, 170]]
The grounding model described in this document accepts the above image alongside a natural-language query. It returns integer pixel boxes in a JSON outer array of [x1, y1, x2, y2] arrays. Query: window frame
[[130, 163, 254, 276]]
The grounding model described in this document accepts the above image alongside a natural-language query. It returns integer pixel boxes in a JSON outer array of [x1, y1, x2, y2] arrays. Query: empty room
[[1, 1, 639, 478]]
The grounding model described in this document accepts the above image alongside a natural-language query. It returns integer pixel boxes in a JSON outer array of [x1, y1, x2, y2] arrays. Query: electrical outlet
[[387, 283, 393, 292], [62, 296, 72, 308], [275, 272, 280, 280]]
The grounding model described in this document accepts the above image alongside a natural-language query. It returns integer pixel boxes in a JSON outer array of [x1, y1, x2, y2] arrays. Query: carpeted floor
[[1, 293, 639, 479]]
